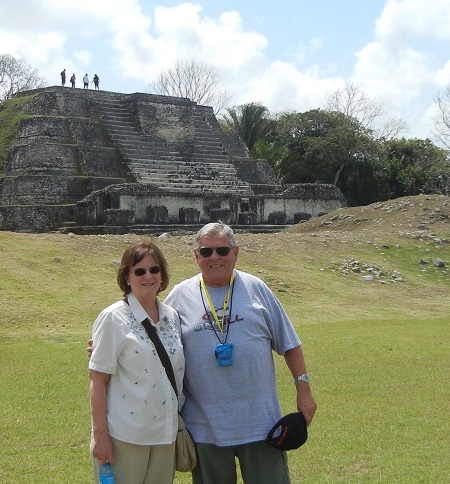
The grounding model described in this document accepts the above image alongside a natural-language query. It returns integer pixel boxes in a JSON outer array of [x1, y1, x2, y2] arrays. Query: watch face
[[296, 374, 310, 383]]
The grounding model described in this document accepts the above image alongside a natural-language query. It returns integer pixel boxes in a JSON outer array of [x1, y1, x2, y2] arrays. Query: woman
[[89, 242, 184, 484]]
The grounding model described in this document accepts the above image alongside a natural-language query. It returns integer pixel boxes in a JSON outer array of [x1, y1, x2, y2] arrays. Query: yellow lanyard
[[200, 273, 235, 335]]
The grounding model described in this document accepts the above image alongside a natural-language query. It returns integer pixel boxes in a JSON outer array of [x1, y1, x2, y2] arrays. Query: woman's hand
[[92, 430, 114, 465]]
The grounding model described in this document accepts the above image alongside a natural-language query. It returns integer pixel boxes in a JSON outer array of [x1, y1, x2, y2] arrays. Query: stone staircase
[[91, 93, 253, 196]]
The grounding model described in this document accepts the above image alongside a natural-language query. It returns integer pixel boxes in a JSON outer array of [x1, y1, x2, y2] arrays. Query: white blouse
[[89, 293, 185, 445]]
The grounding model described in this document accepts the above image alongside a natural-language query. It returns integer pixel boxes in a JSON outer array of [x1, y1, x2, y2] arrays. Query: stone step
[[100, 114, 133, 120], [139, 183, 251, 194], [134, 163, 238, 174], [90, 93, 250, 196], [137, 172, 248, 184], [98, 109, 130, 117], [130, 170, 239, 181], [109, 132, 224, 147], [128, 160, 235, 168], [114, 142, 228, 156], [59, 224, 286, 236], [128, 161, 236, 176], [139, 175, 247, 185], [122, 155, 230, 165], [120, 149, 229, 160]]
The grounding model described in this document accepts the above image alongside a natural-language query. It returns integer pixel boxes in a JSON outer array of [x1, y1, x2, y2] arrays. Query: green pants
[[192, 440, 290, 484]]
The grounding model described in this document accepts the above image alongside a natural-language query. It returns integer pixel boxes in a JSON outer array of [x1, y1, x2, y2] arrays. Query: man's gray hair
[[195, 222, 237, 248]]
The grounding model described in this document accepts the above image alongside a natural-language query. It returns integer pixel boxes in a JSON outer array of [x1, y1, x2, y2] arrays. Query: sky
[[2, 0, 450, 143]]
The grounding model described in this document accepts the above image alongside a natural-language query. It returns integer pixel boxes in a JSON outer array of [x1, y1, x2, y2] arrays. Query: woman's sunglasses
[[198, 246, 231, 257], [132, 266, 161, 276]]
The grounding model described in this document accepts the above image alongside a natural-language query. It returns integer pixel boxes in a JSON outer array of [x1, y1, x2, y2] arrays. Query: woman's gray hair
[[195, 222, 237, 248]]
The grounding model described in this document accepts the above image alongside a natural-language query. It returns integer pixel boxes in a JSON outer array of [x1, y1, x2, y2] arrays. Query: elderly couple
[[89, 222, 317, 484]]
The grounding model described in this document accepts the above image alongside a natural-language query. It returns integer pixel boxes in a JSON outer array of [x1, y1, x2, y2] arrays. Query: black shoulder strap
[[124, 297, 178, 399], [141, 317, 178, 399]]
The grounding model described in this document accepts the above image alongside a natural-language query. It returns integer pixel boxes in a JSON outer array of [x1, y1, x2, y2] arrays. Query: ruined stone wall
[[1, 87, 346, 232], [75, 183, 242, 226], [234, 158, 278, 185], [0, 205, 74, 232], [73, 181, 345, 228], [0, 88, 129, 208], [129, 93, 195, 140]]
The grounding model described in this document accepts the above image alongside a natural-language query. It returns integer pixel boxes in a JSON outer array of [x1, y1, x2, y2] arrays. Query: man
[[61, 68, 66, 87], [88, 222, 317, 483], [164, 222, 317, 484]]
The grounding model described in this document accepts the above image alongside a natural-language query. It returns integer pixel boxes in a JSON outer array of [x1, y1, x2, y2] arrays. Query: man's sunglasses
[[132, 266, 161, 276], [198, 246, 232, 257]]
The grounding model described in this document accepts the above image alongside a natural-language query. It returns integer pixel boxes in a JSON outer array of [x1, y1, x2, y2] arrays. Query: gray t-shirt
[[164, 269, 300, 446]]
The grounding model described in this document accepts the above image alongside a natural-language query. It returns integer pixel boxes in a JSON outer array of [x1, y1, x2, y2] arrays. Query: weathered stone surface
[[0, 87, 346, 233]]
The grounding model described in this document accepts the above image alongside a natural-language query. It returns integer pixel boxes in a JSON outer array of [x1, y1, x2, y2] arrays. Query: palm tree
[[221, 103, 275, 153]]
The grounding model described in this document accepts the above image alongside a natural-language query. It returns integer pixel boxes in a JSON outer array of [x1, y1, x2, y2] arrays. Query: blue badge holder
[[215, 343, 234, 366]]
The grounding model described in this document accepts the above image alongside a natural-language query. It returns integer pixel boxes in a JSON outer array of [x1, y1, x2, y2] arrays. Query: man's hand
[[87, 338, 93, 358], [284, 346, 318, 426], [296, 388, 317, 427]]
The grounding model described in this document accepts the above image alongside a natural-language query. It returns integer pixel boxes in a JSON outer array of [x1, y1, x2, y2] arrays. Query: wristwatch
[[294, 374, 310, 384]]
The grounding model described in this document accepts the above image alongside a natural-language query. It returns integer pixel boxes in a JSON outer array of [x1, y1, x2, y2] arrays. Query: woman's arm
[[90, 370, 114, 465]]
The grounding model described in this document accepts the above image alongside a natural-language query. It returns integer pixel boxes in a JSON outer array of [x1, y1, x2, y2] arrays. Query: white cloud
[[347, 0, 450, 139], [73, 50, 92, 67], [237, 61, 342, 114], [291, 36, 325, 66], [376, 0, 450, 41], [150, 5, 268, 70], [435, 60, 450, 87], [1, 0, 450, 141]]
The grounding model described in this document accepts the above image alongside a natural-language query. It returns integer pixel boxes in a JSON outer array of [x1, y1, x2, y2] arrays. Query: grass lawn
[[1, 195, 449, 482]]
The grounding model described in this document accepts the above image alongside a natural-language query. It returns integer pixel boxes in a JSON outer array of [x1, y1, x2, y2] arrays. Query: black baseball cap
[[267, 412, 308, 450]]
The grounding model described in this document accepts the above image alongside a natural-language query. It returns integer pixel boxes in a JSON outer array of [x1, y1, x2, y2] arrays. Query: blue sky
[[2, 0, 450, 142]]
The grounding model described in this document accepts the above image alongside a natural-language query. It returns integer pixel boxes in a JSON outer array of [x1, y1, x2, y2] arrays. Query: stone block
[[104, 208, 134, 226], [179, 207, 200, 223], [146, 205, 168, 223], [268, 211, 286, 224], [209, 209, 231, 223], [238, 212, 257, 225], [294, 212, 312, 223]]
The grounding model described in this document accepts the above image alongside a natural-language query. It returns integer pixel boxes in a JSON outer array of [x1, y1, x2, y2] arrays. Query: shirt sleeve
[[88, 307, 126, 374], [256, 277, 301, 355]]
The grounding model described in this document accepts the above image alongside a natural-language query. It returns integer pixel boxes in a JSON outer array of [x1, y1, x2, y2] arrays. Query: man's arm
[[284, 345, 317, 426]]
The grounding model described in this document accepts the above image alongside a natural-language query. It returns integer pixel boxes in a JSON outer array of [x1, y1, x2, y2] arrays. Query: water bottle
[[99, 462, 115, 484]]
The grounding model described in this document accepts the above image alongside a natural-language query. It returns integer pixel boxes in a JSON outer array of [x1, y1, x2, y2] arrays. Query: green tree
[[381, 138, 449, 197], [275, 109, 375, 189], [342, 154, 391, 206], [221, 102, 275, 154]]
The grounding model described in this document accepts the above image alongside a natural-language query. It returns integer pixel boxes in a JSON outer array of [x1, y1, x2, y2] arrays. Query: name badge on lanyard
[[200, 273, 236, 366], [215, 343, 234, 366]]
